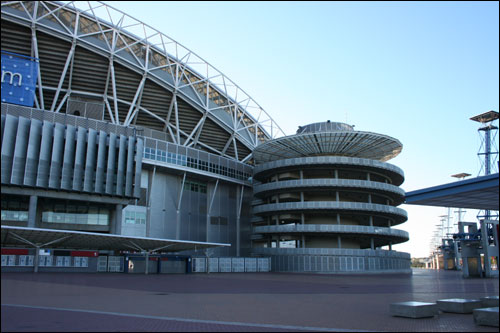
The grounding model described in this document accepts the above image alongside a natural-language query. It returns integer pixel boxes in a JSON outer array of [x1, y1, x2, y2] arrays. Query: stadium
[[1, 1, 410, 273]]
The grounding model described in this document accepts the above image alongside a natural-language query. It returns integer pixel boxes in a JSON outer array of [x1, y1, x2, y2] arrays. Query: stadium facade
[[1, 1, 410, 273]]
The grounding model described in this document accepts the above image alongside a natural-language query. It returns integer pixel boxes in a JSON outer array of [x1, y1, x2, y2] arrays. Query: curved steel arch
[[1, 1, 285, 162]]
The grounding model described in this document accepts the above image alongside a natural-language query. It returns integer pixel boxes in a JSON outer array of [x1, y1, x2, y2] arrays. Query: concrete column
[[299, 170, 303, 180], [28, 195, 37, 228], [336, 191, 339, 202], [389, 242, 392, 251], [370, 238, 375, 250], [338, 236, 342, 248], [300, 192, 304, 202], [367, 173, 371, 181], [336, 213, 341, 225], [301, 235, 305, 248], [145, 252, 149, 275], [369, 216, 373, 227], [368, 194, 372, 204], [334, 169, 338, 179], [113, 204, 123, 235], [33, 245, 40, 273], [301, 213, 305, 224]]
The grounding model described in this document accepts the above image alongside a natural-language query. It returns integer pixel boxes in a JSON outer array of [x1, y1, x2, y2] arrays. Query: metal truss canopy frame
[[1, 225, 230, 253]]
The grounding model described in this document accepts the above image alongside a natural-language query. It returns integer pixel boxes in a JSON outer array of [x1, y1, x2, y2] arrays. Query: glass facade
[[144, 147, 251, 181], [1, 195, 29, 222], [124, 210, 146, 225], [183, 180, 207, 194], [41, 198, 110, 226]]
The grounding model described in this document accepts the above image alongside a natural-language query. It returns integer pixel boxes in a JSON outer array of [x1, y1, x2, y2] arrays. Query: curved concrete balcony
[[253, 224, 409, 243], [252, 201, 408, 224], [253, 156, 404, 185], [253, 178, 405, 203], [251, 247, 411, 259]]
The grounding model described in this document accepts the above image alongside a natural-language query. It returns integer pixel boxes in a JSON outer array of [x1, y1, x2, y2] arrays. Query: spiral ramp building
[[251, 122, 411, 273], [1, 1, 410, 273]]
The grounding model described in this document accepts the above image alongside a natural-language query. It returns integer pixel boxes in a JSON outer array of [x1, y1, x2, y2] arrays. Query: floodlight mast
[[470, 110, 499, 221]]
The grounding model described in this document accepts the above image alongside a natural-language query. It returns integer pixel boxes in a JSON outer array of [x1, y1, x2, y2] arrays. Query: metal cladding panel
[[83, 128, 97, 192], [72, 126, 87, 191], [24, 118, 42, 186], [61, 124, 76, 190], [95, 131, 107, 194], [116, 135, 127, 196], [1, 115, 5, 145], [11, 116, 30, 185], [125, 136, 135, 197], [134, 137, 143, 198], [105, 132, 117, 195], [48, 123, 65, 189], [1, 115, 18, 184], [36, 121, 54, 188]]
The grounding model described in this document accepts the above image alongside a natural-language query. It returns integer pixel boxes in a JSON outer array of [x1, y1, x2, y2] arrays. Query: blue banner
[[1, 51, 39, 107]]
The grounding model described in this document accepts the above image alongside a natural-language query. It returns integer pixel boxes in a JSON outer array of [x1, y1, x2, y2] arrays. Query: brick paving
[[1, 269, 498, 332]]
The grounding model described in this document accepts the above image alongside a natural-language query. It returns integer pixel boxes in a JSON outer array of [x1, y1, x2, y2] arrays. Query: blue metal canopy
[[405, 173, 499, 210]]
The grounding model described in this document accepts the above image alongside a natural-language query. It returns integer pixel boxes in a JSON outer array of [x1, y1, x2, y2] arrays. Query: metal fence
[[191, 257, 271, 273]]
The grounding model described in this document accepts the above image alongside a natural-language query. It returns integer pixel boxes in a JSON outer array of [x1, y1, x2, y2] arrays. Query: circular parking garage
[[251, 121, 411, 273]]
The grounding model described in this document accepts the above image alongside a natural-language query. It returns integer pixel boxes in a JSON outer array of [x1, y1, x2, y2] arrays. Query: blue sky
[[104, 1, 499, 257]]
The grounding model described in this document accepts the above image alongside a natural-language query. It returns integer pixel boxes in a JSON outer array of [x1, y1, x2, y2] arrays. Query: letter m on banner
[[1, 51, 39, 107]]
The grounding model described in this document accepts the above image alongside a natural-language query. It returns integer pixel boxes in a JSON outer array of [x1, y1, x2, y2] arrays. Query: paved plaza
[[1, 269, 498, 332]]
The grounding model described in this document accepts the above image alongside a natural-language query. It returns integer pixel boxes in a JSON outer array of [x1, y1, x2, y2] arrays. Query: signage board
[[1, 51, 39, 107]]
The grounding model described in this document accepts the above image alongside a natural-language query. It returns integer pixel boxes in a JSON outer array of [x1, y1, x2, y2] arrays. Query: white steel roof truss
[[51, 42, 76, 112], [36, 2, 74, 36], [3, 1, 286, 161], [123, 74, 147, 125], [18, 1, 33, 20]]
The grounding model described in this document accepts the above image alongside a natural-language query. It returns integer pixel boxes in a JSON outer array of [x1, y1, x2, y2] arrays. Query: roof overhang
[[1, 226, 230, 253], [253, 131, 402, 163], [405, 173, 499, 210]]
